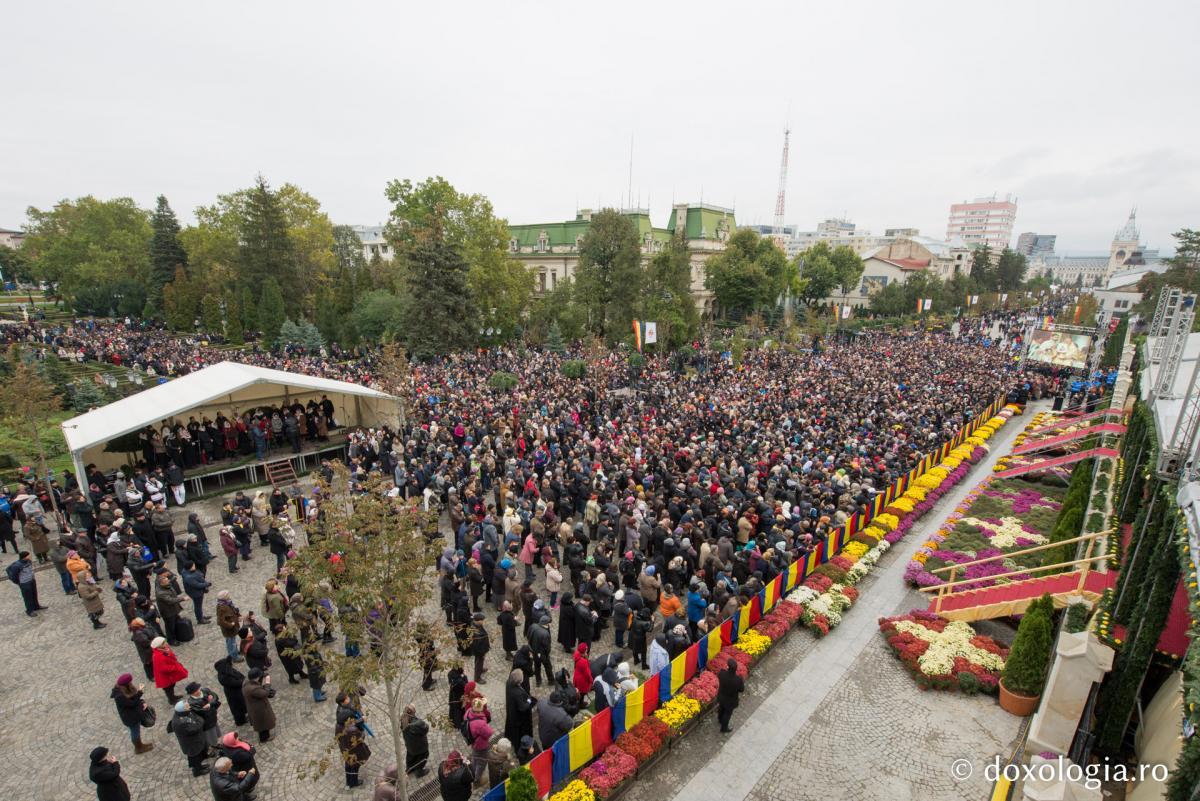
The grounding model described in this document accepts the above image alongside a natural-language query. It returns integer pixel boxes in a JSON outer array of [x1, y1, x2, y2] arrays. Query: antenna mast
[[773, 128, 790, 236]]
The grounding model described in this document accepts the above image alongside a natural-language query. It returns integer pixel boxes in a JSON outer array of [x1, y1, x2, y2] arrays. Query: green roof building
[[506, 203, 735, 314]]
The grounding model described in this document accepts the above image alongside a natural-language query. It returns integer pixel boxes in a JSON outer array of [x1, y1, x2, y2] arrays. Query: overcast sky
[[3, 0, 1197, 254]]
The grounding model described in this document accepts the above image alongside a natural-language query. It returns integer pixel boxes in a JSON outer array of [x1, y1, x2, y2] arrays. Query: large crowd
[[2, 305, 1091, 801]]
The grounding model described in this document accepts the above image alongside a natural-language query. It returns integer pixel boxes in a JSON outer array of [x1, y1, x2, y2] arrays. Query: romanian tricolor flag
[[784, 559, 802, 592], [553, 709, 614, 782], [700, 627, 723, 669], [873, 492, 885, 517], [762, 574, 781, 613], [719, 617, 735, 647], [668, 648, 699, 696], [483, 783, 506, 801], [805, 542, 822, 576]]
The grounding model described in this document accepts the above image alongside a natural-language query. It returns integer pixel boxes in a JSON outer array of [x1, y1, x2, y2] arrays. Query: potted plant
[[999, 594, 1054, 715]]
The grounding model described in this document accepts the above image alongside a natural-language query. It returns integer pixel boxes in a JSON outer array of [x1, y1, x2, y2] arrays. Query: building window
[[537, 232, 549, 253], [538, 273, 546, 292], [575, 235, 584, 250], [509, 238, 518, 253]]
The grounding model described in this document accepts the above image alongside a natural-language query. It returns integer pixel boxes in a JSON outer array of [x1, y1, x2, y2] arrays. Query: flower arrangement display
[[549, 780, 596, 801], [878, 610, 1008, 693], [679, 669, 719, 705], [905, 475, 1067, 588], [614, 717, 670, 765], [579, 746, 638, 798], [653, 694, 702, 730], [734, 629, 773, 657]]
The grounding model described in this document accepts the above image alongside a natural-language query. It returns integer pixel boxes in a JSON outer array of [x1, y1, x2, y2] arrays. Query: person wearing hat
[[110, 673, 154, 754], [151, 636, 189, 703], [536, 687, 574, 749], [215, 590, 243, 661], [497, 601, 518, 661], [209, 755, 258, 801], [185, 680, 223, 748], [242, 667, 276, 742], [213, 654, 249, 727], [170, 698, 209, 776], [88, 747, 130, 801]]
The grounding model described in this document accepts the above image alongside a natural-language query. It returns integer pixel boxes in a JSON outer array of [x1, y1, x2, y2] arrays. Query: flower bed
[[614, 717, 670, 765], [878, 610, 1008, 693], [579, 746, 638, 799], [653, 694, 702, 731], [550, 780, 596, 801], [906, 475, 1067, 589]]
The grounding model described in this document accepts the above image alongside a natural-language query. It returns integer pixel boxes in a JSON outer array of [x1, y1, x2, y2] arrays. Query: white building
[[350, 225, 394, 262], [945, 194, 1017, 252]]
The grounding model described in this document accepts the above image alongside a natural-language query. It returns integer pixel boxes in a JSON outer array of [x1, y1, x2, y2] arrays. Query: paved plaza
[[0, 405, 1034, 800]]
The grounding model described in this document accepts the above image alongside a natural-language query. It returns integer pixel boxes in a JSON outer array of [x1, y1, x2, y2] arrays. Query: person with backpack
[[462, 698, 493, 786], [7, 551, 46, 617]]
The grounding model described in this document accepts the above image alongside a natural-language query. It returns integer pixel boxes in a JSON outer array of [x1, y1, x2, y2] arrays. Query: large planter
[[998, 679, 1040, 716]]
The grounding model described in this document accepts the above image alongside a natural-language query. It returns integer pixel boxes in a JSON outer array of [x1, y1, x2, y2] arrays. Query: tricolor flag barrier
[[483, 394, 1008, 801]]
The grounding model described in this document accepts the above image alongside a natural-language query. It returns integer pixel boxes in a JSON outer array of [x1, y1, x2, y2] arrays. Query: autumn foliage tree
[[286, 466, 452, 801]]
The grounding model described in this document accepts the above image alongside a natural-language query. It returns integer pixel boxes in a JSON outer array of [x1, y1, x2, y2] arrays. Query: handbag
[[140, 704, 157, 727]]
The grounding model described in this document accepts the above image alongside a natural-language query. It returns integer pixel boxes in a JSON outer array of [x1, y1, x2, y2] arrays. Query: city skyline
[[2, 0, 1197, 255]]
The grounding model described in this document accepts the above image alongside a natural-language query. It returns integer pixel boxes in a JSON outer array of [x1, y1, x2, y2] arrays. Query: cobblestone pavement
[[0, 481, 538, 801]]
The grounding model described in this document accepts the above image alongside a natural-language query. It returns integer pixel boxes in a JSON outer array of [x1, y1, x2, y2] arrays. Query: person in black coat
[[503, 668, 536, 744], [512, 646, 534, 694], [497, 602, 518, 660], [401, 705, 430, 777], [240, 627, 271, 673], [272, 625, 307, 683], [218, 731, 257, 772], [213, 656, 249, 726], [88, 747, 131, 801], [437, 751, 473, 801], [556, 592, 576, 653], [574, 595, 596, 646], [447, 666, 468, 729], [716, 662, 745, 733], [467, 612, 490, 684]]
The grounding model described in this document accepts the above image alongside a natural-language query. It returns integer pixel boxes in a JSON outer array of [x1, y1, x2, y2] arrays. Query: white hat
[[151, 636, 166, 649]]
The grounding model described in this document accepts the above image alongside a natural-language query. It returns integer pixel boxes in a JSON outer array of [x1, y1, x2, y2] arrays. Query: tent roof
[[60, 361, 394, 455]]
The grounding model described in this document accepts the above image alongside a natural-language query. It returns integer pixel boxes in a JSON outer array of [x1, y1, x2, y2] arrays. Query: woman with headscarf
[[218, 730, 257, 773], [436, 750, 473, 801], [503, 669, 535, 744]]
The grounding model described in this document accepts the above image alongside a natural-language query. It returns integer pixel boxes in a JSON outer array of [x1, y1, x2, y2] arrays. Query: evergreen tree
[[404, 231, 473, 360], [545, 321, 565, 353], [225, 292, 244, 345], [278, 318, 302, 346], [240, 285, 257, 333], [201, 294, 224, 336], [258, 278, 287, 346], [38, 353, 72, 399], [69, 379, 105, 413], [238, 176, 298, 306], [162, 265, 200, 331], [148, 195, 188, 310], [298, 320, 325, 351]]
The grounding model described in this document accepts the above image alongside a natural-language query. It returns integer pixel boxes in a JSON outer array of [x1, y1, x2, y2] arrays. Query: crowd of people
[[2, 305, 1092, 801]]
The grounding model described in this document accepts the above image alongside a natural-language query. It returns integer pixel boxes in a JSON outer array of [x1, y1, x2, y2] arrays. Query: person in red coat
[[151, 637, 189, 704], [572, 642, 592, 705]]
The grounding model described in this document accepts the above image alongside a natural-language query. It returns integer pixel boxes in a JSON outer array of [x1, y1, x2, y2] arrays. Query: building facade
[[1028, 210, 1162, 286], [946, 195, 1017, 252], [0, 228, 25, 249], [1016, 232, 1056, 259], [506, 203, 736, 315], [350, 225, 394, 262]]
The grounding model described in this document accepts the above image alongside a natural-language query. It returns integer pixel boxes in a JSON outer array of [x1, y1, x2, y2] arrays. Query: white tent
[[60, 361, 400, 478]]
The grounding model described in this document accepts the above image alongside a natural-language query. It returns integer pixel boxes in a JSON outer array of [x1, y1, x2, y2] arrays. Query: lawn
[[0, 409, 75, 484]]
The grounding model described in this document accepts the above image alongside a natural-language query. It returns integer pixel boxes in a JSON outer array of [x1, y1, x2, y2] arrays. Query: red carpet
[[994, 447, 1120, 479], [1012, 423, 1127, 455], [1026, 408, 1123, 436], [929, 571, 1116, 614]]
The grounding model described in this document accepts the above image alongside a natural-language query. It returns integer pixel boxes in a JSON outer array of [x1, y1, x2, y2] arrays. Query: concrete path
[[670, 401, 1037, 801]]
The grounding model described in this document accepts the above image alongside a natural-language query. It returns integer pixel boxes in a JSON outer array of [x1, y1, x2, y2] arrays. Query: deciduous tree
[[575, 209, 643, 341]]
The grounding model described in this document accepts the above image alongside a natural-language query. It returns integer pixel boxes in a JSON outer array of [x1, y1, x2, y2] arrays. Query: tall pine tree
[[149, 195, 188, 312], [405, 228, 474, 360], [259, 277, 287, 346], [239, 176, 298, 307]]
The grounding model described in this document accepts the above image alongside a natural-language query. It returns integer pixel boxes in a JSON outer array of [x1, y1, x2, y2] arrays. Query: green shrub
[[560, 359, 586, 379], [1094, 475, 1110, 492], [958, 671, 982, 695], [487, 371, 518, 392], [1064, 602, 1090, 634], [506, 766, 538, 801], [1001, 593, 1055, 697], [1087, 511, 1106, 531], [966, 495, 1011, 519]]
